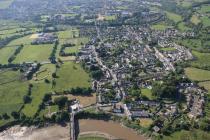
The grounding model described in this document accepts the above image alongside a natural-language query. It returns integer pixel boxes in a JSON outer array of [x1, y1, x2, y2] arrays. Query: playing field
[[13, 44, 53, 63], [0, 47, 18, 64], [54, 61, 91, 92]]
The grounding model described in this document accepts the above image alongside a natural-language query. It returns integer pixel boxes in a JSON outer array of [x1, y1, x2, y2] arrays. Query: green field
[[160, 47, 176, 51], [200, 16, 210, 27], [22, 83, 52, 117], [6, 35, 33, 47], [151, 24, 172, 30], [0, 70, 28, 116], [0, 47, 18, 64], [177, 22, 191, 32], [34, 64, 56, 82], [0, 0, 13, 9], [14, 44, 53, 63], [64, 38, 89, 54], [177, 39, 202, 50], [199, 81, 210, 91], [185, 67, 210, 81], [190, 15, 201, 25], [198, 4, 210, 13], [141, 88, 154, 100], [162, 129, 210, 140], [165, 11, 182, 23], [191, 51, 210, 68], [54, 61, 91, 92]]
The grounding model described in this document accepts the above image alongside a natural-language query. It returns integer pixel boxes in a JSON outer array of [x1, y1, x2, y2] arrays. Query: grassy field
[[54, 61, 91, 92], [0, 70, 28, 116], [199, 81, 210, 91], [191, 51, 210, 68], [165, 11, 182, 23], [22, 83, 52, 117], [151, 24, 172, 30], [160, 47, 176, 51], [13, 44, 53, 63], [177, 39, 202, 50], [185, 67, 210, 81], [162, 129, 210, 140], [0, 46, 18, 64], [39, 105, 58, 117], [200, 16, 210, 27], [6, 35, 33, 47], [198, 4, 210, 13], [177, 22, 191, 32], [141, 88, 154, 100], [190, 15, 201, 25], [139, 118, 153, 128], [0, 0, 13, 9]]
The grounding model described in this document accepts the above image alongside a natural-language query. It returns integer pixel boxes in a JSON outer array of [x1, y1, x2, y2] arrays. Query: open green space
[[160, 47, 176, 51], [22, 83, 52, 117], [162, 129, 210, 140], [54, 61, 91, 92], [14, 44, 53, 63], [0, 46, 18, 64], [198, 4, 210, 13], [177, 39, 202, 50], [191, 51, 210, 68], [177, 22, 191, 32], [151, 24, 172, 30], [0, 70, 28, 117], [141, 88, 154, 100], [104, 15, 116, 21], [0, 0, 13, 9], [6, 35, 33, 47], [199, 81, 210, 91], [185, 67, 210, 81], [190, 15, 201, 25], [39, 105, 58, 117], [200, 16, 210, 27], [57, 29, 79, 41], [165, 11, 182, 23]]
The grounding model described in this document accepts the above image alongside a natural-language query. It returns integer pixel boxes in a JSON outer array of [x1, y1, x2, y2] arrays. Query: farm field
[[0, 70, 28, 117], [177, 22, 191, 32], [33, 64, 56, 82], [54, 61, 91, 92], [6, 35, 33, 47], [13, 44, 53, 63], [151, 24, 172, 30], [165, 11, 182, 23], [199, 81, 210, 91], [162, 129, 210, 140], [191, 51, 210, 68], [185, 67, 210, 81], [0, 46, 18, 64], [22, 83, 52, 117]]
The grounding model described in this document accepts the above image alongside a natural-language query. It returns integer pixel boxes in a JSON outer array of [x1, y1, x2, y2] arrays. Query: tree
[[54, 96, 68, 109], [2, 113, 10, 120], [11, 111, 20, 120], [23, 95, 32, 104], [43, 93, 52, 102]]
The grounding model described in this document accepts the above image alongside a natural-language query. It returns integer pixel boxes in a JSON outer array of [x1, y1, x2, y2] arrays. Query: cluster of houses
[[32, 33, 57, 45]]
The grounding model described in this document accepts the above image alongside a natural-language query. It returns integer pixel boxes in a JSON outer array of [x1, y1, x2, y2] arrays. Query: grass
[[200, 16, 210, 27], [190, 15, 201, 25], [0, 70, 28, 116], [13, 44, 53, 63], [6, 35, 33, 47], [54, 61, 91, 92], [162, 129, 210, 140], [160, 47, 176, 51], [104, 15, 116, 21], [177, 39, 202, 50], [0, 0, 13, 9], [141, 88, 154, 100], [151, 24, 172, 30], [22, 83, 52, 117], [199, 81, 210, 91], [198, 4, 210, 13], [191, 51, 210, 68], [57, 29, 79, 40], [177, 22, 191, 32], [139, 118, 153, 128], [185, 67, 210, 81], [165, 11, 182, 23], [0, 46, 18, 64], [39, 105, 58, 117]]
